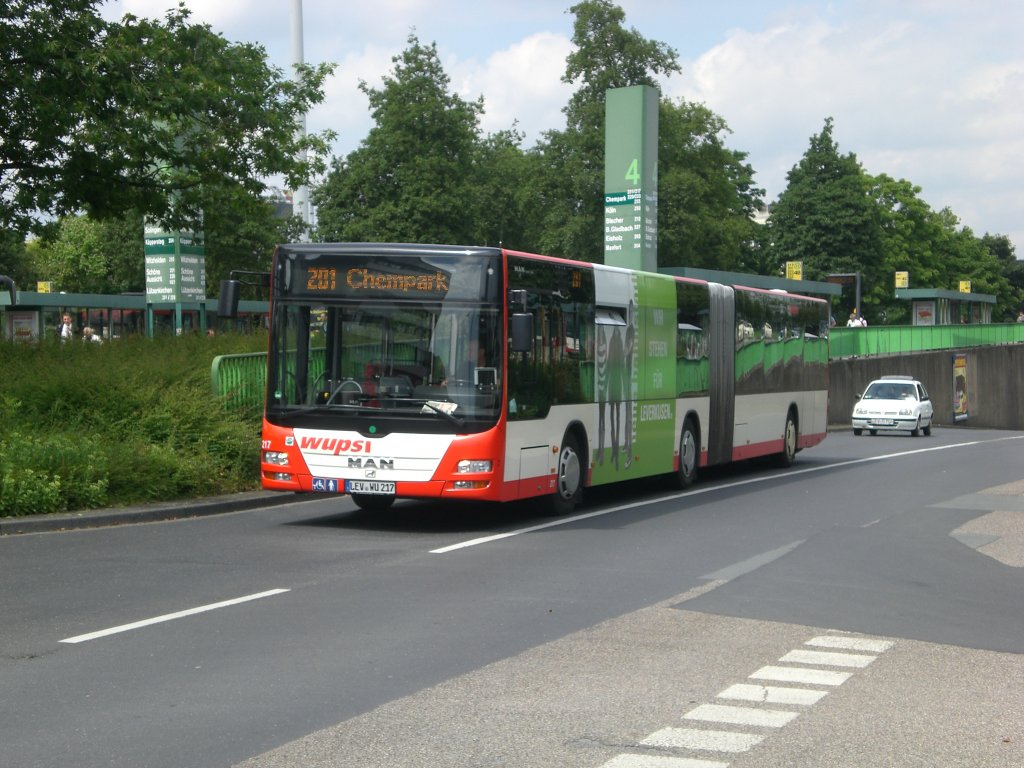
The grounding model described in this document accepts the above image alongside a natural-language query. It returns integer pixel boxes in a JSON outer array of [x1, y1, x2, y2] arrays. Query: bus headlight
[[263, 451, 290, 466], [456, 459, 492, 474]]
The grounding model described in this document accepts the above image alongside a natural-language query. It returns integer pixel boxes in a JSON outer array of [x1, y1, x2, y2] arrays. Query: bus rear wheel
[[545, 434, 583, 516], [670, 417, 699, 489], [776, 410, 798, 467]]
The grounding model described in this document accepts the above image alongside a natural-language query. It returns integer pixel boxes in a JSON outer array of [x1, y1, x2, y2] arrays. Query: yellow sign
[[959, 280, 971, 294], [785, 261, 803, 280], [895, 271, 908, 289], [37, 281, 52, 293]]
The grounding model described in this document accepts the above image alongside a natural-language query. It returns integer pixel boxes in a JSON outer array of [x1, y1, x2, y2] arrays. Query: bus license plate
[[346, 480, 395, 495]]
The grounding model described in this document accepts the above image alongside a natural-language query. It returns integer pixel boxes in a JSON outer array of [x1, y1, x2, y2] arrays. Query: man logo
[[347, 457, 394, 470]]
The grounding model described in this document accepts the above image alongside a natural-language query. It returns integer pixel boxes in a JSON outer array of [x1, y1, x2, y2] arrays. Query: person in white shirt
[[59, 314, 74, 341]]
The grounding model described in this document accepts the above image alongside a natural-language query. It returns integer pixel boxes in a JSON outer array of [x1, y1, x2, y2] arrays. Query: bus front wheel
[[545, 434, 583, 516]]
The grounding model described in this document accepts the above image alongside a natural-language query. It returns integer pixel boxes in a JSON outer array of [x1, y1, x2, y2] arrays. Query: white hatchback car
[[852, 375, 934, 436]]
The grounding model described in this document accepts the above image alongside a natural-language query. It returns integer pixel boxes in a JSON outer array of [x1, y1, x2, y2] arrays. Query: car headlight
[[898, 408, 913, 416], [263, 450, 290, 466]]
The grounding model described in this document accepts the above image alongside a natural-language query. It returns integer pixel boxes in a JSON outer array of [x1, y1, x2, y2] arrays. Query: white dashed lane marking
[[598, 633, 895, 767]]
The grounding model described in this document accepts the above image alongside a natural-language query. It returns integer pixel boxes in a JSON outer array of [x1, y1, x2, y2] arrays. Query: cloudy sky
[[104, 0, 1024, 254]]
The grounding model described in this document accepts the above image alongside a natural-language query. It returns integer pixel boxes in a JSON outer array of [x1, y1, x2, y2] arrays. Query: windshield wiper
[[419, 400, 465, 428]]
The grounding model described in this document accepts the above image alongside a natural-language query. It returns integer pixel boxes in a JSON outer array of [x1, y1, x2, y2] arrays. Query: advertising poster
[[591, 270, 676, 483], [953, 353, 969, 421], [6, 311, 38, 341], [913, 300, 936, 326]]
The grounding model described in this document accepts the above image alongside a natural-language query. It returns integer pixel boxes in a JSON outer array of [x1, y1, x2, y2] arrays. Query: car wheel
[[923, 423, 932, 436], [853, 428, 862, 436], [911, 418, 920, 437], [869, 429, 878, 436]]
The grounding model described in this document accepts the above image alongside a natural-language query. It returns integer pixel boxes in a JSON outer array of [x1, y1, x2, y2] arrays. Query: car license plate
[[346, 480, 395, 495], [871, 419, 896, 426]]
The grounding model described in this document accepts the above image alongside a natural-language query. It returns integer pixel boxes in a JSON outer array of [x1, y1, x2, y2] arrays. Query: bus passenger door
[[707, 283, 735, 465]]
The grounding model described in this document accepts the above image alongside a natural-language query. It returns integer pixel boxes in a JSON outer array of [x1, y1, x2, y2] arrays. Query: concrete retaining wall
[[828, 344, 1024, 429]]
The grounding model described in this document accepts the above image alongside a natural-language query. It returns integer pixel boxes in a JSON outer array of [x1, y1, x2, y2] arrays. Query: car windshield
[[864, 382, 916, 400]]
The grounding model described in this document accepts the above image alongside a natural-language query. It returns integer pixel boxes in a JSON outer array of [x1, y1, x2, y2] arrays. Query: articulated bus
[[255, 243, 829, 513]]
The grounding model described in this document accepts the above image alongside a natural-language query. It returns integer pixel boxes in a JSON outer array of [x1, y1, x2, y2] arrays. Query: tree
[[313, 35, 483, 244], [657, 99, 763, 271], [30, 213, 143, 293], [768, 118, 882, 317], [867, 173, 944, 323], [468, 127, 531, 248], [981, 234, 1023, 315], [201, 186, 302, 292], [866, 174, 1017, 321], [1, 0, 335, 236], [930, 211, 1012, 320], [0, 230, 33, 289], [531, 0, 680, 260]]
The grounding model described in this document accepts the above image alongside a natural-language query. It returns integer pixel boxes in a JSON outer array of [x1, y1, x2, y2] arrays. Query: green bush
[[0, 468, 63, 516], [0, 332, 266, 516]]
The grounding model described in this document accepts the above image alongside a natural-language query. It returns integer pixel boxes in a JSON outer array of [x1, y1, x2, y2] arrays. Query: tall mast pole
[[291, 0, 310, 240]]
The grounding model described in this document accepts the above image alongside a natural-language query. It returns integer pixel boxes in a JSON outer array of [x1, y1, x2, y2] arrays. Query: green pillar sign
[[144, 227, 206, 303], [604, 85, 659, 272]]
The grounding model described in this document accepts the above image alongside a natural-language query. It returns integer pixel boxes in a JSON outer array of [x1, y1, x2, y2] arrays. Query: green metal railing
[[827, 323, 1024, 358], [212, 324, 1024, 411], [211, 352, 268, 412]]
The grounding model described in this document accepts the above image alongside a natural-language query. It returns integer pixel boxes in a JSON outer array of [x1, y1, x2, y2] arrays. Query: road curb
[[0, 491, 317, 535]]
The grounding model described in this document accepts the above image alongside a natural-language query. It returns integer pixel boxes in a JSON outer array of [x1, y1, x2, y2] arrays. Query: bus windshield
[[266, 247, 504, 433]]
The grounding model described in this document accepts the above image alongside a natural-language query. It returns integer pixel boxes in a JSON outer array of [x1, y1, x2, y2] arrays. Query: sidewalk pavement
[[0, 491, 318, 536]]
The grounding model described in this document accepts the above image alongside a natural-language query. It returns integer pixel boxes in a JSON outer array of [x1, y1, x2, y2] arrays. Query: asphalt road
[[1, 428, 1022, 768]]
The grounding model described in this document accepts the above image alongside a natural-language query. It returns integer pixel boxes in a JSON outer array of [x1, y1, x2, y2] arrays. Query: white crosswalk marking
[[684, 703, 799, 728], [642, 726, 764, 752], [779, 649, 877, 667], [805, 635, 894, 653], [597, 634, 895, 768], [601, 754, 729, 768], [750, 665, 853, 686], [718, 683, 828, 705]]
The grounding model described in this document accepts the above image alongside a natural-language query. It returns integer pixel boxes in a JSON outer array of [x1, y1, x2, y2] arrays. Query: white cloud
[[667, 7, 1024, 247], [452, 32, 573, 142]]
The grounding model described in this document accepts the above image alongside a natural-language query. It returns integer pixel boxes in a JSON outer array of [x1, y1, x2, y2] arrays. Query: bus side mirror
[[217, 279, 241, 318], [510, 313, 533, 352]]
